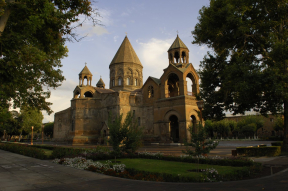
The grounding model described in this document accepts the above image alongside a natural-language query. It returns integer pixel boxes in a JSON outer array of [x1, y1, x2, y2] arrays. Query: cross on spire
[[125, 32, 127, 36], [176, 30, 179, 35], [85, 62, 87, 66]]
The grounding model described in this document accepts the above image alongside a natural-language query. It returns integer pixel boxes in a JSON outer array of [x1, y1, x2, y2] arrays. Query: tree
[[0, 0, 100, 113], [18, 107, 43, 134], [44, 122, 54, 138], [183, 123, 218, 171], [274, 116, 284, 134], [193, 0, 288, 150], [108, 112, 143, 161]]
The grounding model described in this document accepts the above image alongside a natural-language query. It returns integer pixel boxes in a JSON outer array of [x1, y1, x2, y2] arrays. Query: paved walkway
[[1, 149, 288, 191]]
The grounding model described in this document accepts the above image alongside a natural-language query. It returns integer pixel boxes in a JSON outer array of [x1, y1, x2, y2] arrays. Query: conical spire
[[110, 36, 142, 66], [79, 63, 92, 75], [168, 35, 188, 51]]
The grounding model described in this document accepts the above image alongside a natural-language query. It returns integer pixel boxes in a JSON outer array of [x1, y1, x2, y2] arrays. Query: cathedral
[[54, 35, 201, 144]]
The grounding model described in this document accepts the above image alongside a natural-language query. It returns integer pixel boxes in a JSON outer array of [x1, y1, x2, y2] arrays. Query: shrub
[[236, 146, 281, 157], [0, 143, 48, 159]]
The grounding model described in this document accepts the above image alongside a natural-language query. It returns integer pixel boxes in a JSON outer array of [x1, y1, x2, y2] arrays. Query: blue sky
[[43, 0, 212, 122]]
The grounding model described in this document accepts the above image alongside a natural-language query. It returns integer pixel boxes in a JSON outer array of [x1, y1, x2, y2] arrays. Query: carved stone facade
[[54, 35, 201, 144]]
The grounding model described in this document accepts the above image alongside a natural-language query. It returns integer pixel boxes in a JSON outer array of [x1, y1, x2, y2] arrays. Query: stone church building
[[54, 35, 201, 144]]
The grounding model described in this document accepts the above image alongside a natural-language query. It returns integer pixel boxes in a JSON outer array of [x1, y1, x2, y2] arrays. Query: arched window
[[118, 77, 122, 85], [148, 86, 154, 98], [135, 79, 138, 86], [111, 79, 115, 87], [127, 77, 130, 85]]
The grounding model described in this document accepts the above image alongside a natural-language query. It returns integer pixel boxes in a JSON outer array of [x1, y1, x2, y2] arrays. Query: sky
[[42, 0, 213, 122]]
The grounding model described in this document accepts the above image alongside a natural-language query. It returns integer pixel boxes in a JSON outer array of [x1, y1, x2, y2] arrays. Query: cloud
[[42, 79, 77, 122], [74, 9, 112, 37], [136, 38, 174, 80], [121, 12, 129, 16], [114, 35, 119, 42], [122, 24, 127, 28]]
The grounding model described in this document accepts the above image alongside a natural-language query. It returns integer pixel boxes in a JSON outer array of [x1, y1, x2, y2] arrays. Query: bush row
[[0, 143, 48, 159], [236, 146, 281, 157], [271, 141, 283, 148]]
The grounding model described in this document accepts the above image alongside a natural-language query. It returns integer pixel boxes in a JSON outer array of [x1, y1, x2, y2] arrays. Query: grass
[[99, 158, 244, 178], [42, 149, 53, 157]]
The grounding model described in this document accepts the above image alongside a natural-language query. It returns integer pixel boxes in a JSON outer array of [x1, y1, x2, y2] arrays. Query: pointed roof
[[168, 35, 188, 51], [79, 65, 92, 76], [96, 77, 105, 86], [110, 36, 142, 66]]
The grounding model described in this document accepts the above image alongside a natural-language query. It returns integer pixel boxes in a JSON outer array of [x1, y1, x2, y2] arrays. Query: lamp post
[[31, 126, 34, 145], [42, 125, 44, 144], [196, 100, 204, 124]]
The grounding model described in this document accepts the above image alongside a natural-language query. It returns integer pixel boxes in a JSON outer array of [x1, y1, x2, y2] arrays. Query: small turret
[[96, 77, 105, 89]]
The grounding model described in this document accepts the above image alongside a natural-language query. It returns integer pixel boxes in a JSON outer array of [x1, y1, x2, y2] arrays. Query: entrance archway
[[169, 115, 179, 143]]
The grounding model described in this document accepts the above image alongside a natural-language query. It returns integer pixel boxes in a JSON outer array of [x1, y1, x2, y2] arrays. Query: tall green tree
[[18, 107, 43, 134], [193, 0, 288, 150], [0, 0, 100, 113]]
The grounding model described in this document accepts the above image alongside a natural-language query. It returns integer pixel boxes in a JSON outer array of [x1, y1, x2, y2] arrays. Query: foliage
[[274, 116, 284, 132], [0, 109, 21, 136], [0, 143, 48, 159], [0, 0, 101, 113], [108, 112, 143, 158], [18, 107, 43, 133], [236, 146, 281, 157], [183, 123, 218, 160], [44, 122, 54, 137], [213, 120, 230, 137], [241, 123, 257, 137], [193, 0, 288, 149], [271, 141, 283, 149], [204, 120, 214, 137], [121, 112, 143, 154]]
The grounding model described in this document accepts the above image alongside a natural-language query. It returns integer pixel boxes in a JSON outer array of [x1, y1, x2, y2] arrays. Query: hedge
[[236, 146, 281, 157], [271, 141, 283, 148], [0, 143, 48, 159]]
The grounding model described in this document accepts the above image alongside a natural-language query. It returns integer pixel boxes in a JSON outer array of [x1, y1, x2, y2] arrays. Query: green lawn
[[99, 158, 244, 178]]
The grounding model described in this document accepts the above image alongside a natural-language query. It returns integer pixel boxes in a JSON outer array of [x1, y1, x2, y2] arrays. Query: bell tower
[[168, 35, 189, 67], [109, 36, 143, 91], [79, 63, 93, 86]]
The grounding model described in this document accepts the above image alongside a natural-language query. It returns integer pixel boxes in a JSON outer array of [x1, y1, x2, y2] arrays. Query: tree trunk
[[284, 100, 288, 152]]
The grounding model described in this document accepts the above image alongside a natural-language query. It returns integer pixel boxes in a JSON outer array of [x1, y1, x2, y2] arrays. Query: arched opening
[[190, 115, 197, 134], [181, 51, 186, 63], [174, 51, 180, 63], [111, 79, 115, 87], [127, 77, 130, 85], [84, 91, 93, 97], [148, 86, 154, 98], [169, 115, 179, 143], [74, 91, 80, 99], [84, 76, 88, 86], [186, 73, 196, 96], [167, 73, 179, 97], [135, 78, 138, 86], [118, 77, 122, 86], [103, 130, 107, 137]]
